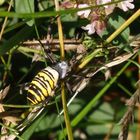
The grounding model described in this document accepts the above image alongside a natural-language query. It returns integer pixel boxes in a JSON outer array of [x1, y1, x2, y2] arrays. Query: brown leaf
[[0, 85, 10, 101]]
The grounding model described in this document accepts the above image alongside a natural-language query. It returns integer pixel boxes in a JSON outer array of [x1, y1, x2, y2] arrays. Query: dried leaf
[[0, 104, 5, 113], [2, 116, 21, 125], [104, 68, 111, 81], [0, 85, 10, 101], [118, 107, 134, 140], [126, 89, 140, 106], [118, 124, 129, 140], [0, 126, 17, 140]]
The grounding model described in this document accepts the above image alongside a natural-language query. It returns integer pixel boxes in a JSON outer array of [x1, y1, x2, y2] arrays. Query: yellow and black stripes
[[27, 66, 59, 104]]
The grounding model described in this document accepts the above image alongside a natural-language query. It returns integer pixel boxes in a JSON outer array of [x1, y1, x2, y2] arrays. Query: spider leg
[[66, 82, 73, 95], [36, 24, 57, 65], [19, 82, 29, 95], [16, 95, 52, 133], [59, 76, 90, 116]]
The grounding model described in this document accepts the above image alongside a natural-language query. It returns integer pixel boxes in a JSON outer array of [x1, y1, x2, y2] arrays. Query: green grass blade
[[0, 25, 34, 55]]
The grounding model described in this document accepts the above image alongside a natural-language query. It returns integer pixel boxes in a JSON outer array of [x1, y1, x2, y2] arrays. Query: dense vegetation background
[[0, 0, 140, 140]]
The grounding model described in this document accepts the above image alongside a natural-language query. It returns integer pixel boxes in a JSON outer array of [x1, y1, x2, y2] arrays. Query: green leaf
[[14, 0, 35, 26], [109, 15, 130, 41], [0, 26, 34, 55], [20, 111, 46, 139], [101, 13, 132, 52]]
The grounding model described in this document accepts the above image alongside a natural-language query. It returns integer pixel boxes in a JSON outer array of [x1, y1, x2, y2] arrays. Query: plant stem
[[61, 82, 73, 140], [105, 9, 140, 44], [54, 0, 73, 139]]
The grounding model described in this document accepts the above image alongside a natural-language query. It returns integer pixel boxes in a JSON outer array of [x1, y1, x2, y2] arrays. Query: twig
[[0, 0, 13, 40]]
